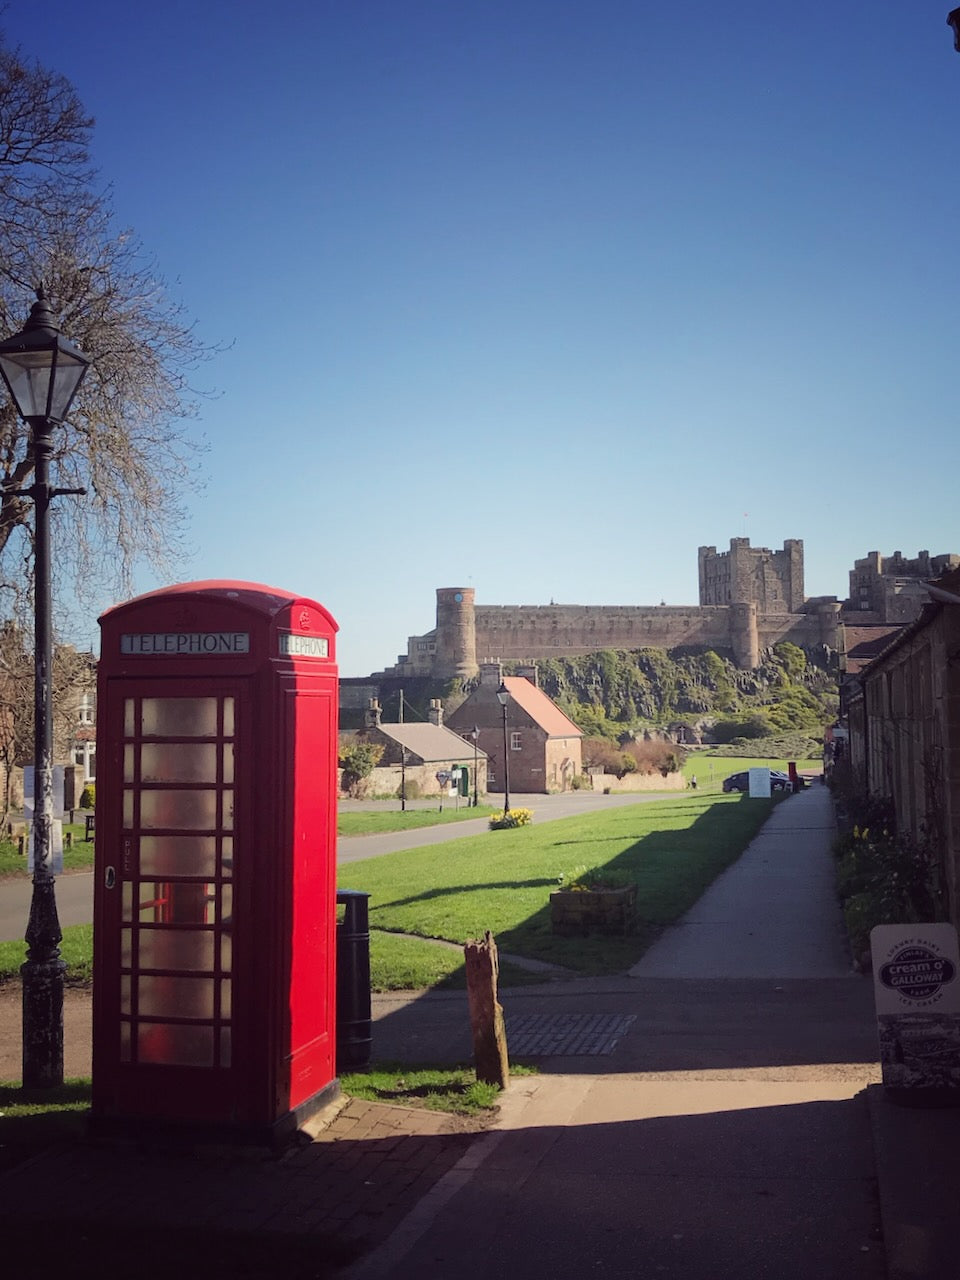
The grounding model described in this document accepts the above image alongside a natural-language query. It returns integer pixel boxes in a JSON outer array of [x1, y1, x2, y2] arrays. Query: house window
[[78, 692, 95, 725], [510, 732, 521, 751]]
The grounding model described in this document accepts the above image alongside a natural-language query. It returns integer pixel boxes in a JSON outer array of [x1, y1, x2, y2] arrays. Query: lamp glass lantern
[[0, 294, 89, 424]]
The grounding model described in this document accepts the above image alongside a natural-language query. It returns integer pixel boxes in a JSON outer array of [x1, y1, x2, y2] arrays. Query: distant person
[[690, 775, 697, 790]]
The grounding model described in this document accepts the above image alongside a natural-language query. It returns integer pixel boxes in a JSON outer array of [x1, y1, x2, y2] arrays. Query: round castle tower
[[729, 602, 759, 669], [434, 588, 479, 680]]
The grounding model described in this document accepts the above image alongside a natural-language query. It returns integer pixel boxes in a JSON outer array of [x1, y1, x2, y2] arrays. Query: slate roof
[[502, 676, 582, 738], [842, 624, 909, 675], [375, 722, 484, 764]]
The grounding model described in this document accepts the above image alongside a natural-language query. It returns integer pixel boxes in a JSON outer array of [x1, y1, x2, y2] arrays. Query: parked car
[[722, 769, 794, 794], [722, 771, 750, 793]]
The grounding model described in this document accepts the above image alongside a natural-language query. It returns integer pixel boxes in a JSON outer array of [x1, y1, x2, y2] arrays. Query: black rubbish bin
[[336, 889, 372, 1071]]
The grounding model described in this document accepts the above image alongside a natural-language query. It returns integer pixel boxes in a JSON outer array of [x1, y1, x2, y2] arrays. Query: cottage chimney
[[479, 661, 503, 688], [365, 698, 382, 729], [428, 698, 444, 727], [516, 664, 539, 687]]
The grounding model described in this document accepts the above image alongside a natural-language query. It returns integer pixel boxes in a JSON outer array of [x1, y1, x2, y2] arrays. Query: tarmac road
[[0, 789, 672, 942]]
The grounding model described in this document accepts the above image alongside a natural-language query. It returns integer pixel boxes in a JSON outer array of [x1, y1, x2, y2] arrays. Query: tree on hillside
[[0, 32, 211, 616]]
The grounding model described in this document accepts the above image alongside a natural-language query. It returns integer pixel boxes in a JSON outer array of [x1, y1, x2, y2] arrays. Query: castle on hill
[[373, 539, 959, 681]]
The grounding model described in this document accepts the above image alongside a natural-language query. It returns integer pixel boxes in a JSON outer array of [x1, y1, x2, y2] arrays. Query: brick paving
[[0, 1095, 491, 1275]]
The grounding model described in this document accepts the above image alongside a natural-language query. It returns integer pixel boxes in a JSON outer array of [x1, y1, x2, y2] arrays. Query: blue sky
[[5, 3, 960, 675]]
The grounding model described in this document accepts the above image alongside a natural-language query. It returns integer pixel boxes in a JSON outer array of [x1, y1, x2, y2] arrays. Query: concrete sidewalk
[[0, 784, 955, 1278]]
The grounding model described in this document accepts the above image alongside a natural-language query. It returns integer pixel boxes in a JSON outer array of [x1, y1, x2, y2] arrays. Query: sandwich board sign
[[748, 767, 771, 798], [871, 922, 960, 1101]]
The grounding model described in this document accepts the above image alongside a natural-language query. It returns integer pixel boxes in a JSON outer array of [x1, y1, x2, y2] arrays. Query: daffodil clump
[[488, 808, 533, 830]]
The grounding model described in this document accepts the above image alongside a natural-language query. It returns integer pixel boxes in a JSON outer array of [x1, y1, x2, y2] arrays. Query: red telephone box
[[92, 580, 339, 1141]]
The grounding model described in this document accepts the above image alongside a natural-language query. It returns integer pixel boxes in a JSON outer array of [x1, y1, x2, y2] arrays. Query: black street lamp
[[496, 681, 511, 817], [471, 725, 479, 807], [949, 8, 960, 51], [0, 289, 89, 1088]]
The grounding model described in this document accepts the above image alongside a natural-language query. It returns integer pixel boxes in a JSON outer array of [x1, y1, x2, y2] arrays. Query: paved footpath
[[2, 785, 959, 1278]]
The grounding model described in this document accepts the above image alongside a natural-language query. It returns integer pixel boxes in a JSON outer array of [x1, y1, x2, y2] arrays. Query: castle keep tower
[[434, 587, 478, 679], [698, 538, 804, 613]]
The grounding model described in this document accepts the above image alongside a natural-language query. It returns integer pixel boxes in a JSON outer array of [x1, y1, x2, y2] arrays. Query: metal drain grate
[[505, 1012, 636, 1057]]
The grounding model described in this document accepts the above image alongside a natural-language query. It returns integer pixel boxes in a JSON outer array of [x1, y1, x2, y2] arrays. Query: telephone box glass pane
[[138, 1024, 214, 1068], [141, 697, 218, 737], [220, 979, 232, 1018], [136, 883, 216, 924], [222, 791, 234, 831], [120, 1022, 132, 1063], [223, 697, 234, 737], [137, 928, 216, 971], [121, 975, 132, 1014], [123, 744, 135, 783], [141, 743, 218, 784], [137, 975, 216, 1019], [221, 837, 234, 877], [123, 790, 134, 828], [124, 699, 135, 737], [140, 836, 218, 877], [223, 742, 234, 784], [220, 884, 233, 923], [141, 790, 218, 830]]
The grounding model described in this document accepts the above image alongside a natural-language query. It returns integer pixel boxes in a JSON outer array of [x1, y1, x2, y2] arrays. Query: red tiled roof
[[502, 676, 582, 738]]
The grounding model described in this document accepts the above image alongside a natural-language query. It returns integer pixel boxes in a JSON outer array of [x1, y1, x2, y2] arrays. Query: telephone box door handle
[[104, 866, 116, 890]]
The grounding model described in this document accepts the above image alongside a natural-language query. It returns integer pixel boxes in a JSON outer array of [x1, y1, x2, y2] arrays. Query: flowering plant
[[488, 808, 533, 830]]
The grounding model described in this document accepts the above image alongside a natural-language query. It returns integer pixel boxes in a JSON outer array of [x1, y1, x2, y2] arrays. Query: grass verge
[[0, 824, 95, 878], [339, 806, 496, 836], [339, 1062, 514, 1115], [0, 923, 93, 983]]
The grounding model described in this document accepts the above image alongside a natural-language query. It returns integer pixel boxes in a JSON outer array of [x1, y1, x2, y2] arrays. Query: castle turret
[[434, 588, 478, 680], [730, 602, 759, 669]]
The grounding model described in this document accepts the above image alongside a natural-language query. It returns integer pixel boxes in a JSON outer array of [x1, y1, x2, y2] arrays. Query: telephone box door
[[95, 679, 249, 1122]]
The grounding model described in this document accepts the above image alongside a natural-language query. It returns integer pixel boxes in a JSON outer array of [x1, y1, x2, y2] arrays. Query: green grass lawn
[[338, 806, 496, 836], [0, 824, 94, 878], [681, 755, 821, 791], [340, 794, 779, 978]]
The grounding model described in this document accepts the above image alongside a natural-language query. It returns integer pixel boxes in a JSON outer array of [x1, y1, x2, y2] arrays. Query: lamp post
[[0, 289, 89, 1088], [496, 681, 511, 817], [949, 8, 960, 50], [471, 726, 479, 807]]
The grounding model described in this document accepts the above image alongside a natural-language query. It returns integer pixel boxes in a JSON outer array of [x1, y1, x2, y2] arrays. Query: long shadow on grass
[[375, 877, 557, 910]]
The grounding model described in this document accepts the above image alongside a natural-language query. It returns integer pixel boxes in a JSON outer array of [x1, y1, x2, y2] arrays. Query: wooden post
[[464, 930, 509, 1088]]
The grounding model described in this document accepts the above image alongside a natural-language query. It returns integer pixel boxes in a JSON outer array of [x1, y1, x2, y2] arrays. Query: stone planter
[[549, 884, 637, 936]]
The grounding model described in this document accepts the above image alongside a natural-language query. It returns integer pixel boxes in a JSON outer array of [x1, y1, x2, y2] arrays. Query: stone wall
[[474, 605, 734, 661], [586, 771, 687, 793]]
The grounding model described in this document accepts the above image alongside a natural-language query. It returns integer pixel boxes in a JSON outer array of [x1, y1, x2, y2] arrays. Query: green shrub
[[79, 784, 95, 809]]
